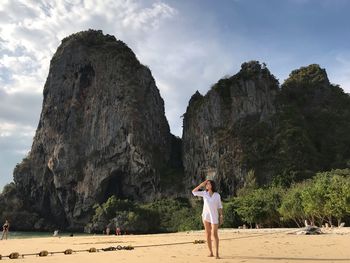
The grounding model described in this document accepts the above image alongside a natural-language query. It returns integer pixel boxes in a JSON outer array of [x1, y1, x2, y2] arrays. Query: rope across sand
[[0, 229, 294, 259]]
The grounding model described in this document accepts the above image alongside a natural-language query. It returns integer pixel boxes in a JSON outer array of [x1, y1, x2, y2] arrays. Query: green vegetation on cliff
[[233, 63, 350, 186], [278, 65, 350, 174]]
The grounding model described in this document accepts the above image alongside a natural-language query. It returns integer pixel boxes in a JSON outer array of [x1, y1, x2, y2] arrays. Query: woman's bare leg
[[212, 224, 220, 259], [203, 220, 213, 256]]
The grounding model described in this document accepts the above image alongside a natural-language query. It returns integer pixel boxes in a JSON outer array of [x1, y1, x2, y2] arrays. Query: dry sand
[[1, 228, 349, 262]]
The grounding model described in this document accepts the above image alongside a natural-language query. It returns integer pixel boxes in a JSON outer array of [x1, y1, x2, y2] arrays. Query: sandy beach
[[0, 228, 349, 262]]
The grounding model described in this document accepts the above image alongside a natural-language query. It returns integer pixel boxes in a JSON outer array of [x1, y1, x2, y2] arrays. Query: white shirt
[[192, 191, 223, 224]]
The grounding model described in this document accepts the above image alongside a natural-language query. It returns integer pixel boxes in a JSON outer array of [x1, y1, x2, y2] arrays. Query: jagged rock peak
[[188, 90, 203, 103], [206, 61, 279, 97], [283, 64, 330, 87], [62, 29, 117, 44], [230, 60, 278, 84], [240, 60, 269, 74], [52, 29, 136, 62]]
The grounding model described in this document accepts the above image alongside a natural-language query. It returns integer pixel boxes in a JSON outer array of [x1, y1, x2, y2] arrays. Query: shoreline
[[5, 226, 350, 239]]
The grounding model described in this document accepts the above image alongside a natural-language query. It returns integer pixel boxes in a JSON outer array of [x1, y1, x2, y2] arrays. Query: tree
[[235, 190, 265, 227], [300, 176, 328, 226], [300, 169, 350, 226], [235, 186, 283, 227], [323, 169, 350, 226], [237, 169, 258, 196], [279, 183, 306, 227], [222, 201, 242, 228]]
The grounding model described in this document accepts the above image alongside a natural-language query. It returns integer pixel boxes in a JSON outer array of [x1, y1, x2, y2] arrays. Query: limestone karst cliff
[[182, 62, 350, 197], [182, 61, 280, 196], [13, 30, 182, 230]]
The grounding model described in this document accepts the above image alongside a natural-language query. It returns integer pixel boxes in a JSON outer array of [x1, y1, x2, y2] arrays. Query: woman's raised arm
[[192, 180, 208, 193]]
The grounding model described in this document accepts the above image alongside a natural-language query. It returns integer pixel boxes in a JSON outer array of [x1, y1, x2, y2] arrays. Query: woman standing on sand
[[192, 180, 223, 259]]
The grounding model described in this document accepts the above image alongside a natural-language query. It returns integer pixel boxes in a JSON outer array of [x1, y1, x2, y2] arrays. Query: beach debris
[[296, 225, 322, 235], [339, 222, 345, 228], [193, 240, 206, 244], [38, 250, 49, 257]]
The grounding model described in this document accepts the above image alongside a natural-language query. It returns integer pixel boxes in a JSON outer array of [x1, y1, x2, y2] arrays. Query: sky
[[0, 0, 350, 190]]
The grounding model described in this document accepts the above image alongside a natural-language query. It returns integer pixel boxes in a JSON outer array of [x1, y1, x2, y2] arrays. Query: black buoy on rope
[[64, 249, 73, 255], [102, 247, 116, 251], [88, 247, 97, 253], [38, 250, 49, 257], [9, 252, 20, 259], [116, 245, 122, 250], [124, 245, 134, 250]]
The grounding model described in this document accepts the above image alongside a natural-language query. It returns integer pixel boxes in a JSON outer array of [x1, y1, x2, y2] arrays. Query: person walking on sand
[[1, 220, 10, 240], [106, 226, 111, 235], [192, 180, 223, 259]]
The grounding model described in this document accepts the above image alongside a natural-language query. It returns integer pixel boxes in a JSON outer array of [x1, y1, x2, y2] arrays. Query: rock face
[[13, 30, 181, 230], [182, 62, 350, 196], [182, 61, 279, 196], [276, 64, 350, 177]]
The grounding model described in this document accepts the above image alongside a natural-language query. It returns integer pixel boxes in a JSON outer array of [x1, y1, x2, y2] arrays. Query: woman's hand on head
[[200, 180, 208, 187]]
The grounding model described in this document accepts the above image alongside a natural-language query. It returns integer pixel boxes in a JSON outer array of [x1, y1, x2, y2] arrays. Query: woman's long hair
[[207, 180, 217, 192]]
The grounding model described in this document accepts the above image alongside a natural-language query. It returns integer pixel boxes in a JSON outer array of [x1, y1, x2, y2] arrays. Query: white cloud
[[0, 121, 35, 138], [1, 54, 34, 70], [122, 2, 176, 30]]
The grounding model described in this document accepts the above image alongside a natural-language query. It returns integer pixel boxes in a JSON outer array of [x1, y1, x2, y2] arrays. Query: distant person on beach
[[192, 180, 223, 259], [53, 230, 59, 237], [1, 220, 10, 240]]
